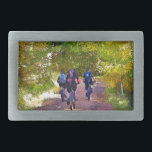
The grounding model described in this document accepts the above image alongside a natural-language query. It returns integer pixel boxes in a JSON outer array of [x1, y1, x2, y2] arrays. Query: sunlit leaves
[[19, 41, 133, 99]]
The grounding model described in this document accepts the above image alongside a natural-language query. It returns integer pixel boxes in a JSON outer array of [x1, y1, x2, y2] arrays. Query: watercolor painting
[[18, 41, 133, 110]]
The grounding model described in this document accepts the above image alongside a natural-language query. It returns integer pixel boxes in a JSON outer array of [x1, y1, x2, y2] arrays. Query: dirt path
[[35, 80, 113, 110]]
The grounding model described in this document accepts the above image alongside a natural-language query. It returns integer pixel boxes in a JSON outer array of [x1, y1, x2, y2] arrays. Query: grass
[[18, 80, 60, 110], [105, 87, 133, 110], [18, 96, 35, 110], [108, 95, 132, 110]]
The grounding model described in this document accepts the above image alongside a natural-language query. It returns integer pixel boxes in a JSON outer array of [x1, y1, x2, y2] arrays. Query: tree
[[18, 41, 133, 109]]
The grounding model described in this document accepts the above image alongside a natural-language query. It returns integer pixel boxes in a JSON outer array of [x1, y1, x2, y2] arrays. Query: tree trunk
[[121, 81, 123, 96]]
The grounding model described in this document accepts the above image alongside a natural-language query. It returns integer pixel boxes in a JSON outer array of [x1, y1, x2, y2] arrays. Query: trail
[[35, 80, 113, 110]]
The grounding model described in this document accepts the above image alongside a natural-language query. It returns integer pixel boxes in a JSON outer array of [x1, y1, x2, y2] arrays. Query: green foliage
[[18, 41, 133, 110], [105, 88, 115, 94], [26, 80, 54, 96], [18, 89, 35, 110], [108, 95, 132, 110]]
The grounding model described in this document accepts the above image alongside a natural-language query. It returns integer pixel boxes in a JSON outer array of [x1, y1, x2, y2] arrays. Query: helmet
[[86, 68, 90, 72]]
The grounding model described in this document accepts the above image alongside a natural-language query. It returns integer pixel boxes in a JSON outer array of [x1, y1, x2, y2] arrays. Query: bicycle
[[86, 80, 96, 101], [69, 89, 76, 110], [59, 87, 67, 102], [67, 82, 79, 110]]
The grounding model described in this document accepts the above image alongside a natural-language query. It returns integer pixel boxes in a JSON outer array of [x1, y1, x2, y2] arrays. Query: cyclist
[[83, 68, 96, 100], [66, 69, 80, 105], [57, 72, 67, 102]]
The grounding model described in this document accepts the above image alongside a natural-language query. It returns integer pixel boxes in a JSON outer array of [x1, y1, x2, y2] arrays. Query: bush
[[18, 89, 35, 110], [108, 95, 132, 110], [26, 80, 55, 96], [105, 88, 115, 94]]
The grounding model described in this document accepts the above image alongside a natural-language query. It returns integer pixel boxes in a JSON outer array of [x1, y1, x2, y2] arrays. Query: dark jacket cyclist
[[57, 72, 67, 102], [83, 69, 96, 100], [66, 69, 79, 104]]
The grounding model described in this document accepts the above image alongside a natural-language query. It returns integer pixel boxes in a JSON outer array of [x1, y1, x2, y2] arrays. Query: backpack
[[85, 71, 92, 82], [59, 73, 67, 84], [68, 69, 74, 78], [67, 69, 75, 83]]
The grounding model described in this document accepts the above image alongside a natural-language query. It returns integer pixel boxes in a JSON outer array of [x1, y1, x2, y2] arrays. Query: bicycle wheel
[[88, 95, 90, 101], [87, 87, 91, 101], [87, 91, 90, 100], [61, 94, 64, 102], [60, 88, 64, 102], [70, 100, 73, 110], [73, 102, 75, 109]]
